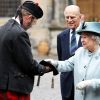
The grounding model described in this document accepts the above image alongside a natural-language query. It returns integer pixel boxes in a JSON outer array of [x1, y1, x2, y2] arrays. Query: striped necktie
[[70, 30, 77, 55]]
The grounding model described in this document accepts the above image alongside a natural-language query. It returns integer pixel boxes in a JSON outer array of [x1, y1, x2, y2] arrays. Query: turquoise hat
[[77, 22, 100, 36]]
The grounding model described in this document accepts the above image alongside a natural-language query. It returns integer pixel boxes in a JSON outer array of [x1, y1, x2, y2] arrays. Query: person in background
[[0, 1, 52, 100], [45, 22, 100, 100], [57, 5, 83, 100]]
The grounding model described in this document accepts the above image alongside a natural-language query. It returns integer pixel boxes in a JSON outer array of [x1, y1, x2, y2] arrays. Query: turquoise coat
[[57, 47, 100, 100]]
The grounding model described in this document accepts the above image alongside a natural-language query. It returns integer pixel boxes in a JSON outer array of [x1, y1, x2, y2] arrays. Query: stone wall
[[29, 0, 66, 56], [0, 0, 67, 56]]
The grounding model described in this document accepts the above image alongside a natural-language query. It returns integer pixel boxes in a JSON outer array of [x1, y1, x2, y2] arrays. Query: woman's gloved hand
[[40, 59, 59, 75], [44, 59, 58, 67], [76, 80, 92, 90]]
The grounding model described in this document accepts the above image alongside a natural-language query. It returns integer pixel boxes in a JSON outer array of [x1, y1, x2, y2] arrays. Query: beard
[[22, 22, 33, 30]]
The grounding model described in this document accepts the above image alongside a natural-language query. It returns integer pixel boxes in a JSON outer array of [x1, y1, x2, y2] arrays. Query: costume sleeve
[[12, 32, 44, 76]]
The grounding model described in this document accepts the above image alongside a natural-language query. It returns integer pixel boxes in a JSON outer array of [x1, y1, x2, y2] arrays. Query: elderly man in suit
[[57, 5, 83, 100]]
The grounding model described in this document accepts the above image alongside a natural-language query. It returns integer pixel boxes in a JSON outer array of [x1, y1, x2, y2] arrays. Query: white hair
[[92, 35, 100, 45]]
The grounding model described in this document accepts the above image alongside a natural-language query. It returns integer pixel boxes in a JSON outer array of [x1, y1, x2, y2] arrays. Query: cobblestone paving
[[30, 55, 62, 100]]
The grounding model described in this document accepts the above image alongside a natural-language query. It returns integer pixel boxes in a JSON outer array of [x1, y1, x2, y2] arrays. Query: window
[[0, 0, 21, 17]]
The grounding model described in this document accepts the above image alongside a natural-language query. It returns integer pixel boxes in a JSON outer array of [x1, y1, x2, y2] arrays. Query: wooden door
[[76, 0, 100, 21], [94, 0, 100, 21]]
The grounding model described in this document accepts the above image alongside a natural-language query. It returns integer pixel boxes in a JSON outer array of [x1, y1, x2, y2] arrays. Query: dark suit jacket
[[57, 28, 82, 98], [0, 19, 44, 94]]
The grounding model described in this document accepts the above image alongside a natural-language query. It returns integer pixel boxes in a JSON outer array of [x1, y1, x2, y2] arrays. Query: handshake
[[40, 59, 58, 75]]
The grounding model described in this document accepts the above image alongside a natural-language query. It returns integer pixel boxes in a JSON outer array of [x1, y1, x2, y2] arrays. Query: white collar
[[12, 17, 20, 25]]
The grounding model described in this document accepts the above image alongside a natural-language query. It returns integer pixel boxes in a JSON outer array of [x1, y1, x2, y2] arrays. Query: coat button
[[84, 65, 86, 68], [82, 79, 84, 81], [81, 91, 84, 95]]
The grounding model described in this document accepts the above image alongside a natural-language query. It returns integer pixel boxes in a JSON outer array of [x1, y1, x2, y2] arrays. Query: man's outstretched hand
[[40, 60, 58, 75]]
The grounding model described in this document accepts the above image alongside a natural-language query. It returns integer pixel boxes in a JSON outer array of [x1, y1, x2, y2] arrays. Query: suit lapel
[[61, 29, 82, 57], [78, 37, 82, 47], [61, 29, 70, 55]]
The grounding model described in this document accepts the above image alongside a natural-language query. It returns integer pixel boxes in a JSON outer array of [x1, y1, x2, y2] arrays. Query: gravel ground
[[30, 55, 62, 100]]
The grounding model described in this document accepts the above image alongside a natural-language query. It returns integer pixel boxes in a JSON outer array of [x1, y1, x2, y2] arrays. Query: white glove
[[44, 59, 58, 67], [76, 80, 92, 90]]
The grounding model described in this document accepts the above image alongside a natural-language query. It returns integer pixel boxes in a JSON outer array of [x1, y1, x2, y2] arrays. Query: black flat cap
[[22, 1, 43, 19]]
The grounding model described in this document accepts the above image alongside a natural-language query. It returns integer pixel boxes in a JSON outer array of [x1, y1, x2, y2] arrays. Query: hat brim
[[77, 30, 100, 36]]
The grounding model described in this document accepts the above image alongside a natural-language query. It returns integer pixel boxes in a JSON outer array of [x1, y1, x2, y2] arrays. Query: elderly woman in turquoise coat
[[45, 22, 100, 100]]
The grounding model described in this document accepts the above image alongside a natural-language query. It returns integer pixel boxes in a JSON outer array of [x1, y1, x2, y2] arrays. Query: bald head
[[64, 5, 80, 16]]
